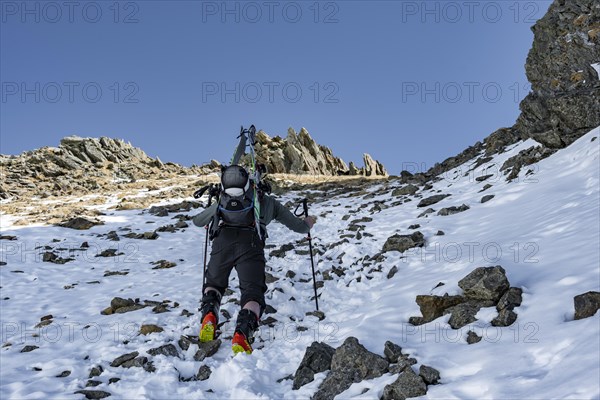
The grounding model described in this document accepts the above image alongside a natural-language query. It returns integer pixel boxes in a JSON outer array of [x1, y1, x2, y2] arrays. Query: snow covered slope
[[1, 127, 599, 399]]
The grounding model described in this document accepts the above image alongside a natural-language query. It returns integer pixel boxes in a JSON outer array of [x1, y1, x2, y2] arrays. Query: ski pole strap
[[294, 198, 309, 218]]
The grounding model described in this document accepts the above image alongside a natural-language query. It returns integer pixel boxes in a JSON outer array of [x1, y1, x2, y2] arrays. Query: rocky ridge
[[248, 127, 387, 176], [408, 0, 600, 183]]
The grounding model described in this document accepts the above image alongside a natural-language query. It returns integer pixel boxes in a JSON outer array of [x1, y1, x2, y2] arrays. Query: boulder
[[313, 337, 388, 400], [381, 367, 427, 400], [419, 365, 441, 385], [437, 204, 470, 216], [458, 266, 510, 302], [491, 309, 518, 327], [383, 341, 403, 363], [147, 344, 179, 358], [194, 339, 221, 361], [392, 184, 418, 196], [446, 303, 480, 329], [497, 287, 523, 311], [417, 194, 451, 208], [292, 342, 335, 389], [466, 330, 482, 345], [574, 291, 600, 320], [382, 232, 425, 253], [58, 217, 103, 230], [412, 294, 464, 324]]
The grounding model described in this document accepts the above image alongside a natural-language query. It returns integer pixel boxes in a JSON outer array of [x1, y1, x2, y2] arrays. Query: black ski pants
[[204, 227, 267, 313]]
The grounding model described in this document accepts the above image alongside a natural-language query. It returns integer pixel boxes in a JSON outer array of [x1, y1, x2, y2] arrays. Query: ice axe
[[295, 198, 319, 311]]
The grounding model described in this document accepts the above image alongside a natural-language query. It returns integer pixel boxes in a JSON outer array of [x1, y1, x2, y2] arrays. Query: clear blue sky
[[1, 0, 551, 174]]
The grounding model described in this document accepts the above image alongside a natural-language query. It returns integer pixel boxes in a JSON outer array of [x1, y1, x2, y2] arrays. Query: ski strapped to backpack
[[208, 125, 268, 241]]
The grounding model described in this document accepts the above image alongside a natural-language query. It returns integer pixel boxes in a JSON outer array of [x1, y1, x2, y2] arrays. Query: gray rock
[[313, 370, 354, 400], [437, 204, 470, 216], [387, 266, 399, 279], [121, 356, 149, 369], [56, 370, 71, 378], [58, 217, 104, 230], [74, 390, 111, 399], [110, 297, 134, 310], [458, 266, 510, 302], [96, 249, 122, 258], [491, 309, 518, 327], [574, 291, 600, 320], [419, 365, 441, 385], [381, 367, 427, 400], [417, 208, 435, 218], [383, 341, 403, 363], [481, 195, 495, 203], [382, 232, 425, 253], [392, 184, 418, 196], [196, 365, 212, 381], [466, 330, 482, 345], [306, 310, 326, 321], [313, 337, 389, 400], [86, 380, 102, 387], [417, 194, 451, 208], [89, 365, 104, 378], [293, 342, 335, 389], [446, 303, 481, 329], [513, 0, 600, 150], [150, 260, 177, 269], [194, 339, 221, 361], [110, 351, 139, 367], [497, 287, 523, 311], [148, 344, 179, 358], [139, 324, 164, 335], [20, 345, 39, 353], [411, 294, 465, 324], [42, 251, 73, 264], [270, 243, 295, 258], [178, 335, 196, 351], [114, 304, 146, 314], [388, 357, 417, 374], [475, 174, 494, 182]]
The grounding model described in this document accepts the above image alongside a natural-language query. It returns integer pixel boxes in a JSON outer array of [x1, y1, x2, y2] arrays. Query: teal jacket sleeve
[[192, 203, 217, 227], [271, 197, 310, 234]]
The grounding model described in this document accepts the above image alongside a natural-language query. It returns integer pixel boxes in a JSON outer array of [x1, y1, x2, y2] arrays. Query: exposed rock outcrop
[[409, 267, 522, 336], [0, 136, 211, 201], [401, 0, 600, 183], [250, 127, 387, 177]]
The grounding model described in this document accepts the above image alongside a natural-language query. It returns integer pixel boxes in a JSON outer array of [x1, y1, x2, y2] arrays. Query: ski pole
[[295, 198, 319, 311], [194, 184, 216, 289]]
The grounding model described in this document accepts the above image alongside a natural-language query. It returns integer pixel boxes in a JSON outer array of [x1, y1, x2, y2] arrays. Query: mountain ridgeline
[[0, 128, 387, 202]]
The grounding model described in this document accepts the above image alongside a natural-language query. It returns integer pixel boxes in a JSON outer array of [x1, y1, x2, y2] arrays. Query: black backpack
[[210, 165, 257, 235], [217, 187, 256, 228]]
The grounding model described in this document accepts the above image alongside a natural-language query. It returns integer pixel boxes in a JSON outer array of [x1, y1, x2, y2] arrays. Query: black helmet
[[221, 165, 249, 196]]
